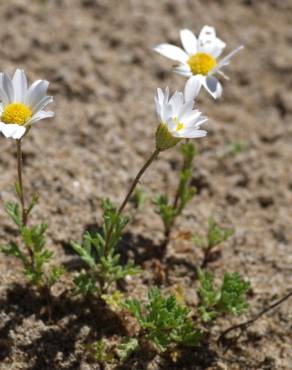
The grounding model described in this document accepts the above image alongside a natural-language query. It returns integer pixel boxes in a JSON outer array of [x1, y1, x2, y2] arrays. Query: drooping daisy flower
[[155, 87, 207, 151], [154, 26, 243, 100], [0, 69, 54, 139]]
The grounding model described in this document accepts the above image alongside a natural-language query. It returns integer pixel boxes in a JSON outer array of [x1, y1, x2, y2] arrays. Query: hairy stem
[[104, 148, 160, 256]]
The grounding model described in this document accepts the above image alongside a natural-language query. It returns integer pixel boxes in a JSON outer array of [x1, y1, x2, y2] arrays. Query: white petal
[[0, 74, 10, 105], [194, 116, 208, 127], [180, 29, 197, 55], [166, 117, 177, 131], [27, 110, 54, 125], [184, 75, 203, 101], [31, 96, 53, 115], [0, 122, 26, 139], [169, 91, 184, 117], [25, 80, 49, 110], [202, 76, 222, 99], [213, 45, 244, 74], [12, 69, 28, 103], [154, 44, 189, 63], [178, 100, 194, 122], [198, 25, 226, 58], [173, 128, 207, 139], [2, 73, 14, 103], [182, 110, 202, 126], [173, 64, 192, 77]]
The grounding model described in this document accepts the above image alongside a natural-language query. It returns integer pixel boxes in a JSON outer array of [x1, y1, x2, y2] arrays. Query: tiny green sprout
[[71, 199, 140, 297], [1, 190, 64, 291], [198, 269, 250, 323], [88, 339, 114, 364], [218, 140, 248, 159], [124, 287, 201, 353], [193, 217, 234, 267], [228, 140, 248, 156], [133, 186, 148, 209], [101, 290, 124, 312], [154, 142, 197, 249], [117, 338, 139, 362]]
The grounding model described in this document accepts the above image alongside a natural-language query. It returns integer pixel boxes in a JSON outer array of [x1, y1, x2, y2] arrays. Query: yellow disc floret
[[176, 122, 184, 131], [188, 52, 217, 76], [1, 103, 32, 125]]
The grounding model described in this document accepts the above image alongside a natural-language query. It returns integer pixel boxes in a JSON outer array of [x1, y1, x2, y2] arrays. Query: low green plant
[[117, 338, 139, 362], [154, 142, 197, 247], [193, 218, 234, 267], [1, 187, 64, 290], [123, 287, 201, 354], [88, 338, 114, 365], [133, 186, 148, 210], [71, 199, 140, 296], [198, 269, 250, 323]]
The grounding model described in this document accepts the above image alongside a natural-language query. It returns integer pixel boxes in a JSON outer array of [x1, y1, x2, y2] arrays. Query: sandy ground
[[0, 0, 292, 369]]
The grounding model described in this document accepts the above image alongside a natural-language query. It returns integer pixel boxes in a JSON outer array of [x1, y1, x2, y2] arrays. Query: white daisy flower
[[154, 25, 243, 100], [0, 69, 54, 139], [155, 87, 207, 151]]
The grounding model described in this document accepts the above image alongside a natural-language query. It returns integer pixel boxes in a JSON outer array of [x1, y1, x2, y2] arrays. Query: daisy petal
[[25, 80, 49, 110], [173, 64, 192, 77], [28, 110, 54, 125], [184, 75, 202, 101], [31, 96, 53, 115], [154, 44, 189, 63], [173, 128, 207, 139], [202, 76, 222, 99], [0, 122, 26, 139], [180, 29, 198, 55], [2, 73, 14, 103], [198, 25, 226, 57], [213, 45, 244, 73], [12, 69, 27, 103]]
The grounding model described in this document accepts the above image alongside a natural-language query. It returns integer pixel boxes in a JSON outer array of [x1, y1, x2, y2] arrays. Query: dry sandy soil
[[0, 0, 292, 369]]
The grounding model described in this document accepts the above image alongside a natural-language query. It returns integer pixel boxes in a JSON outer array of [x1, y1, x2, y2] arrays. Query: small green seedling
[[198, 269, 250, 323], [1, 188, 64, 290], [193, 218, 234, 267], [124, 287, 201, 353], [133, 187, 148, 210], [71, 199, 140, 296]]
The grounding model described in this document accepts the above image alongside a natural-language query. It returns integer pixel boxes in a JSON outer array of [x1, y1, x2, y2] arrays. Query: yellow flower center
[[188, 52, 217, 76], [174, 117, 184, 131], [1, 103, 32, 125], [176, 122, 184, 131]]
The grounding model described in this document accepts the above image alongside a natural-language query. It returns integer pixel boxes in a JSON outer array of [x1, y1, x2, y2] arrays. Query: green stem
[[16, 139, 27, 226], [16, 139, 34, 270], [104, 148, 160, 256]]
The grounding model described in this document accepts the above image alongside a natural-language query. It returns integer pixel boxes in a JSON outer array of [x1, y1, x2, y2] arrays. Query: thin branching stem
[[104, 148, 160, 256], [218, 290, 292, 347]]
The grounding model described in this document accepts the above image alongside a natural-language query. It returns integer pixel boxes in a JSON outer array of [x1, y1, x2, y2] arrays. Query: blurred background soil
[[0, 0, 291, 369]]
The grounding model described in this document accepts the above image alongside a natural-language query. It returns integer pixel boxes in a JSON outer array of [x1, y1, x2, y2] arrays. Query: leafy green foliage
[[89, 339, 114, 364], [133, 187, 148, 209], [71, 199, 140, 296], [193, 218, 234, 267], [154, 194, 176, 232], [124, 287, 201, 352], [193, 218, 234, 250], [1, 193, 63, 289], [154, 142, 197, 237], [117, 338, 139, 362], [198, 269, 250, 322]]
